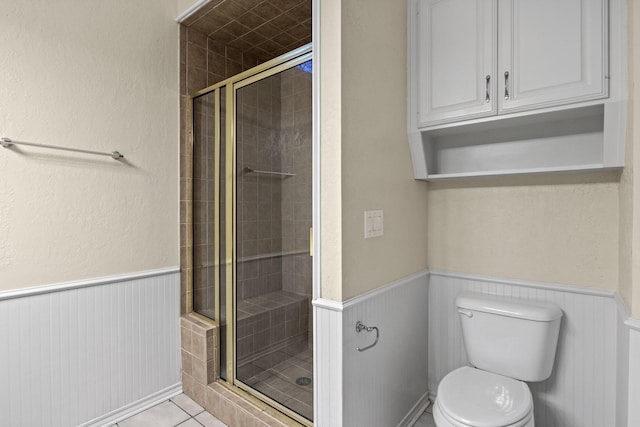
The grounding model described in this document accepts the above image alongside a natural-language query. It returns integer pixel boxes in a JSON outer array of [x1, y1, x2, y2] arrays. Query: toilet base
[[433, 397, 535, 427]]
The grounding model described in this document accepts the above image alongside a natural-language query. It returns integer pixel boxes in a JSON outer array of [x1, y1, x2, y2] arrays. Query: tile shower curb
[[180, 314, 304, 426]]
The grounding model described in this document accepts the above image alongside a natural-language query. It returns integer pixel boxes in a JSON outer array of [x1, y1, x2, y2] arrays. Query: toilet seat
[[435, 366, 533, 427]]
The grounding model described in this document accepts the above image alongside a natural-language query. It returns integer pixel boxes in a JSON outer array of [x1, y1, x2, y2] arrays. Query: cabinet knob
[[485, 75, 491, 103], [504, 71, 510, 100]]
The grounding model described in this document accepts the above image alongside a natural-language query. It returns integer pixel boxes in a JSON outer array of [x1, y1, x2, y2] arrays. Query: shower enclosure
[[191, 46, 313, 425]]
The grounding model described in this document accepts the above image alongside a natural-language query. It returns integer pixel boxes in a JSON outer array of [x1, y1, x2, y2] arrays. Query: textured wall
[[0, 0, 180, 291], [320, 0, 429, 301], [428, 174, 620, 290], [620, 1, 640, 318], [319, 0, 344, 301]]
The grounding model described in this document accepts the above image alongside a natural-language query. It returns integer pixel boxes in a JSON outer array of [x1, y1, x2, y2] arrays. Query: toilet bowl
[[433, 367, 534, 427], [432, 293, 562, 427]]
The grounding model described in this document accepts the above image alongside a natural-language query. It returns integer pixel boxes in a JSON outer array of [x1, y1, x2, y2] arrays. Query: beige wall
[[428, 174, 619, 289], [178, 0, 199, 16], [625, 0, 640, 318], [618, 1, 635, 314], [325, 0, 635, 307], [319, 0, 344, 301], [0, 0, 180, 292], [340, 0, 428, 300], [320, 0, 429, 301]]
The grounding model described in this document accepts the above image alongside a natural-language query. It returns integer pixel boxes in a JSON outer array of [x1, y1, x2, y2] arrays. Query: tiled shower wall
[[237, 75, 285, 300], [235, 65, 313, 314], [279, 65, 312, 298], [192, 92, 216, 317], [180, 25, 262, 314]]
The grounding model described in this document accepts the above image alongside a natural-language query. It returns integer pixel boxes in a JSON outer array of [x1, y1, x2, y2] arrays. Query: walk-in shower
[[191, 45, 313, 425]]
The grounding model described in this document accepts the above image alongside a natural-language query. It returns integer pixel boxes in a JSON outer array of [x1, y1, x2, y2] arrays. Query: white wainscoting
[[428, 271, 624, 427], [616, 297, 630, 427], [314, 271, 429, 427], [313, 299, 343, 427], [0, 268, 182, 427], [626, 319, 640, 426]]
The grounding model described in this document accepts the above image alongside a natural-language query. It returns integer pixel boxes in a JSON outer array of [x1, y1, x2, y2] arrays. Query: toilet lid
[[437, 367, 533, 427]]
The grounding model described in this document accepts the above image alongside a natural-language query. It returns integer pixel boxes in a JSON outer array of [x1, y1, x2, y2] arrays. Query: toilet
[[433, 293, 563, 427]]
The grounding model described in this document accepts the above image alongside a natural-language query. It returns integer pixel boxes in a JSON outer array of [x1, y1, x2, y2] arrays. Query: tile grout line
[[169, 397, 210, 427]]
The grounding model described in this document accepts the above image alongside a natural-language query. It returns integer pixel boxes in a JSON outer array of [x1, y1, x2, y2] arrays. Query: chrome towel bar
[[1, 137, 124, 160], [245, 166, 295, 177], [355, 320, 379, 352]]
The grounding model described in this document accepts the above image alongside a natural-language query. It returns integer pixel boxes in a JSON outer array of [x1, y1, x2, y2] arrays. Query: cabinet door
[[416, 0, 497, 127], [498, 0, 607, 113]]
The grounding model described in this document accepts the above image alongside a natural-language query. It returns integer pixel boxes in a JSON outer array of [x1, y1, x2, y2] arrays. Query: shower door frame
[[190, 44, 314, 427]]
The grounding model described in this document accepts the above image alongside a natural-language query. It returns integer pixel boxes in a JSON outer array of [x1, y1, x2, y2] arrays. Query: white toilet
[[433, 293, 563, 427]]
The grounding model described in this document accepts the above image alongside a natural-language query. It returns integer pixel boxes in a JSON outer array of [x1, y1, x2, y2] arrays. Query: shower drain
[[296, 377, 312, 386]]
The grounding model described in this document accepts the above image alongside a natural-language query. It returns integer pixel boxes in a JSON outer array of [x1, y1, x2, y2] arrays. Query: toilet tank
[[456, 292, 562, 382]]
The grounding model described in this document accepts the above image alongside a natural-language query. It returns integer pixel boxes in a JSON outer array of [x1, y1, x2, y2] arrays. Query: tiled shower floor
[[243, 347, 314, 421]]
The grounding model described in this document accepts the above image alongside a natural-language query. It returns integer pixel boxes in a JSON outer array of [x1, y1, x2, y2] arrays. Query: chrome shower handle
[[356, 321, 379, 352]]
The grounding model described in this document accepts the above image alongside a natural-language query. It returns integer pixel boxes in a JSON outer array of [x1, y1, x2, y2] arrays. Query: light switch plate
[[364, 210, 383, 238]]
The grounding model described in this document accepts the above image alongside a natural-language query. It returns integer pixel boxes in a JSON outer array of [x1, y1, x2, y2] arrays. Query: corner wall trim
[[311, 270, 430, 313], [343, 270, 429, 309], [176, 0, 209, 22], [312, 298, 344, 312], [625, 317, 640, 332], [0, 266, 180, 301]]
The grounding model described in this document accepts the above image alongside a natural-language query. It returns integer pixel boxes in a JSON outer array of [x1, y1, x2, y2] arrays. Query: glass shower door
[[233, 58, 313, 423]]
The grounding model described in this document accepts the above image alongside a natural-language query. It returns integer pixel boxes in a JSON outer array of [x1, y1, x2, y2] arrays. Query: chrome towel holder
[[1, 137, 124, 160], [355, 320, 379, 352], [244, 166, 295, 177]]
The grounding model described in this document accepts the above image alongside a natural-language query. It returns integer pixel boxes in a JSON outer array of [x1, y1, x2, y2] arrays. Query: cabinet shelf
[[408, 103, 625, 180]]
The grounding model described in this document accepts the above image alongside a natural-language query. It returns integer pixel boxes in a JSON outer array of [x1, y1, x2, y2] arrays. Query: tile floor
[[111, 394, 227, 427], [111, 392, 436, 427]]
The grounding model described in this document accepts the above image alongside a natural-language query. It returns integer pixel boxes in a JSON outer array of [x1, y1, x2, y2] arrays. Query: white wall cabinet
[[416, 0, 496, 127], [498, 0, 607, 114], [407, 0, 626, 180]]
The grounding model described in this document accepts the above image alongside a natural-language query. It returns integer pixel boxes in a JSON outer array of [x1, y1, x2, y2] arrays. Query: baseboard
[[81, 383, 183, 427], [397, 391, 431, 427]]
